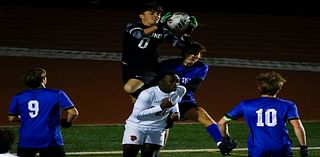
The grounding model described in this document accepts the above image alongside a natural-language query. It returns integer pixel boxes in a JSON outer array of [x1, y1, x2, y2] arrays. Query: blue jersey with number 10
[[226, 97, 300, 155], [8, 88, 75, 148]]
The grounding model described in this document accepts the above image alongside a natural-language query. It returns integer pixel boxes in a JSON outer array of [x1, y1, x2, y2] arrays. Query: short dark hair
[[181, 41, 206, 58], [23, 67, 46, 88], [155, 70, 177, 83], [0, 128, 15, 153], [136, 1, 163, 15]]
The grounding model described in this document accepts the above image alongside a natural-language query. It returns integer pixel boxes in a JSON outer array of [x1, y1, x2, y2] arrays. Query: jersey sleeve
[[169, 85, 187, 104], [171, 103, 180, 113], [126, 22, 144, 40], [163, 27, 187, 48], [58, 90, 75, 110], [287, 102, 300, 120], [168, 86, 186, 120], [133, 91, 163, 120], [226, 101, 245, 120], [185, 64, 209, 92], [197, 64, 209, 80]]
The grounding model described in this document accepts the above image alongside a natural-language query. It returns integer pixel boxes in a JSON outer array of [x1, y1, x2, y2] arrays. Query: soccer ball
[[166, 12, 191, 31]]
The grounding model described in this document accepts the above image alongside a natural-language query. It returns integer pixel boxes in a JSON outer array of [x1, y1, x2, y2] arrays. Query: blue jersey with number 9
[[8, 88, 75, 148]]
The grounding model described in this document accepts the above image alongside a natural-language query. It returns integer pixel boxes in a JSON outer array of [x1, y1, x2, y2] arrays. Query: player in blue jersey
[[218, 71, 309, 157], [121, 1, 198, 103], [159, 41, 236, 155], [8, 67, 79, 157]]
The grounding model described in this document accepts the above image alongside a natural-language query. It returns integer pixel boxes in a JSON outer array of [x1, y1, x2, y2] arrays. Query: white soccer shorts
[[122, 123, 166, 146]]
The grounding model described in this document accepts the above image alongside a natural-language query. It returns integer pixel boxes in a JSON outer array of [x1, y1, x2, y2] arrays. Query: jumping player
[[159, 41, 236, 155], [122, 71, 186, 157], [8, 67, 79, 157], [121, 1, 198, 103], [218, 71, 309, 157]]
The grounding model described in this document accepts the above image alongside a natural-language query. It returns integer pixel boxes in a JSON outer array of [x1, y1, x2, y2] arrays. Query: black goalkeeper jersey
[[122, 21, 186, 68]]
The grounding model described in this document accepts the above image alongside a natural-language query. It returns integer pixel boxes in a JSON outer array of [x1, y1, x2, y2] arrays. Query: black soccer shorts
[[122, 63, 157, 85], [178, 102, 198, 120], [17, 146, 66, 157]]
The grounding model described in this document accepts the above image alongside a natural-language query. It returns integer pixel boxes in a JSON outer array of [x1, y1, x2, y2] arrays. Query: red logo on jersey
[[130, 135, 137, 141]]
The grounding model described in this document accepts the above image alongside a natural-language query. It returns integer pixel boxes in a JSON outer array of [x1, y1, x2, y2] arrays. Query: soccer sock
[[207, 123, 222, 145]]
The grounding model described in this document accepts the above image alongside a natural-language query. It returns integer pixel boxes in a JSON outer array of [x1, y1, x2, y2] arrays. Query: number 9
[[28, 100, 39, 118]]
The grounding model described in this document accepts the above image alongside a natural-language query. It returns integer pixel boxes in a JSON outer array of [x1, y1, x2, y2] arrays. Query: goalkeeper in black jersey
[[121, 1, 198, 103]]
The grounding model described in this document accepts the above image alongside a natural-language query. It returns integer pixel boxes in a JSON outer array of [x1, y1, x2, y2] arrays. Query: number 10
[[256, 108, 277, 127]]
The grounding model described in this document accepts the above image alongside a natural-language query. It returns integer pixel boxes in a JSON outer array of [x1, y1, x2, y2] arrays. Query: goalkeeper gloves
[[185, 16, 198, 34], [189, 16, 198, 29], [300, 145, 309, 157], [159, 11, 173, 26], [60, 118, 72, 128]]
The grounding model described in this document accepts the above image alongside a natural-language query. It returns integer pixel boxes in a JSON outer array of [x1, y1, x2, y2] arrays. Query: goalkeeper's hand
[[60, 118, 72, 128], [300, 145, 309, 157], [159, 11, 173, 26], [218, 136, 237, 156], [185, 15, 198, 34]]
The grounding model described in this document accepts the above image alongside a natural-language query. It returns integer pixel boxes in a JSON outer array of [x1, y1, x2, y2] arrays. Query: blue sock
[[207, 123, 222, 144]]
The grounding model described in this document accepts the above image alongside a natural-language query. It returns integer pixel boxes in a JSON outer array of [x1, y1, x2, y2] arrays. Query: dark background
[[1, 0, 320, 16]]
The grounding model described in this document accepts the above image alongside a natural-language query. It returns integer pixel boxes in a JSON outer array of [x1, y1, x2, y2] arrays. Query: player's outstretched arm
[[217, 115, 237, 155], [289, 119, 309, 156], [218, 116, 232, 137]]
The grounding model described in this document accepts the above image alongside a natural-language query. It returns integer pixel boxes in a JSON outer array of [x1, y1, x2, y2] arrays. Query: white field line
[[66, 147, 320, 155]]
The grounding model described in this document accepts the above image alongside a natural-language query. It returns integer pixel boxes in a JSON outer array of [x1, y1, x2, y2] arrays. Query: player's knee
[[197, 107, 208, 117], [123, 84, 136, 94], [197, 107, 217, 125]]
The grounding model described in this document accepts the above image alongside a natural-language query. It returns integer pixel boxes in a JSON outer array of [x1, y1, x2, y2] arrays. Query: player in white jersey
[[122, 71, 186, 157]]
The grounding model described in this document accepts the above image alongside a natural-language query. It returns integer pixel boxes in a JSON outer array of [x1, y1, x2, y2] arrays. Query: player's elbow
[[8, 115, 20, 122], [123, 84, 136, 94], [73, 108, 79, 117], [8, 116, 15, 122], [68, 108, 79, 119]]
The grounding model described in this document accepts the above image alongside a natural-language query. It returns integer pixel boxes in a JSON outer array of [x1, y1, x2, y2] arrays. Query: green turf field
[[5, 121, 320, 157]]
